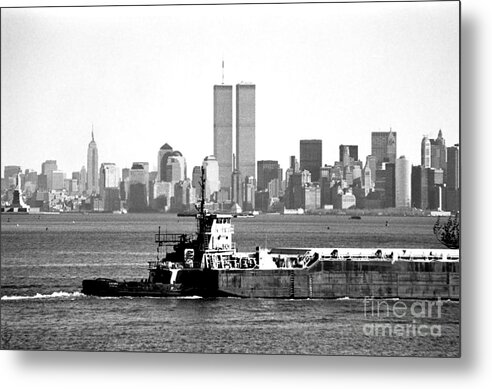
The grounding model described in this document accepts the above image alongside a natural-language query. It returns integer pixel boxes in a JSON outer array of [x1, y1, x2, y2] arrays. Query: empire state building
[[87, 130, 99, 195]]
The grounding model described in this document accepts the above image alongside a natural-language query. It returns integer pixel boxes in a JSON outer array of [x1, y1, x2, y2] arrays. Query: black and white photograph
[[1, 0, 461, 361]]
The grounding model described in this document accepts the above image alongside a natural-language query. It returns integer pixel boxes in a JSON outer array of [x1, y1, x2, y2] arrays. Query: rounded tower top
[[131, 162, 145, 170], [436, 129, 446, 146]]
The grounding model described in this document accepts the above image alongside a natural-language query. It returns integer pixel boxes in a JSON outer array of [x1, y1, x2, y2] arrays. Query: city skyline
[[1, 126, 456, 182], [1, 2, 459, 177]]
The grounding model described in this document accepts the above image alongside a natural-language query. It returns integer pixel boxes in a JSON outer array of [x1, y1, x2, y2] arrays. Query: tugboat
[[82, 168, 460, 299], [83, 167, 238, 297]]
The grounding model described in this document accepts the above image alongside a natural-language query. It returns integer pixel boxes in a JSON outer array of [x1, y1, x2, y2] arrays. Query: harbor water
[[1, 213, 460, 356]]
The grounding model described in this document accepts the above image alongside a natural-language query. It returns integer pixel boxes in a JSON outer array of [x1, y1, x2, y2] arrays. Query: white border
[[1, 0, 491, 388]]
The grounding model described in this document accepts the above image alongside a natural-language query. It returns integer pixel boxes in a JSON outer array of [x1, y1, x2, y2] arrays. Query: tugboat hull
[[82, 270, 222, 298], [82, 278, 183, 297]]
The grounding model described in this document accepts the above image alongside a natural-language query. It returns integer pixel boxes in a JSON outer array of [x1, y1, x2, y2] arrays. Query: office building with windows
[[300, 139, 322, 182], [371, 130, 397, 168], [236, 83, 256, 180], [87, 131, 99, 195], [257, 160, 282, 191], [395, 156, 411, 208], [214, 85, 233, 192]]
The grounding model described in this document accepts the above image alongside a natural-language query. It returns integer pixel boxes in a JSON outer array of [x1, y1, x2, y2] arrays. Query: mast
[[200, 165, 206, 219], [221, 58, 224, 85], [195, 166, 207, 262]]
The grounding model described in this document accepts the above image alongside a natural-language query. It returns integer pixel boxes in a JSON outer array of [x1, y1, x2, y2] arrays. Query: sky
[[0, 1, 459, 177]]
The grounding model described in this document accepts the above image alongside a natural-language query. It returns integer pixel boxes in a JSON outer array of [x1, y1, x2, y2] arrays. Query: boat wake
[[1, 291, 85, 301], [91, 295, 203, 300]]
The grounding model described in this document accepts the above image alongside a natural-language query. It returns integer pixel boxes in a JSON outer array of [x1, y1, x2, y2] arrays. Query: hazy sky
[[1, 1, 459, 177]]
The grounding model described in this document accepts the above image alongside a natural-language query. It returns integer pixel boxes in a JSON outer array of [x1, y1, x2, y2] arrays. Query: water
[[0, 213, 460, 356]]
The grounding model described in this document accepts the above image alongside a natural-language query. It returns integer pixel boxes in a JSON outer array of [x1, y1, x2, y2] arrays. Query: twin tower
[[213, 83, 255, 196]]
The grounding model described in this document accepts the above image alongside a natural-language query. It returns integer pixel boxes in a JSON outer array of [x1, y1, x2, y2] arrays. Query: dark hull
[[82, 260, 460, 299], [216, 260, 460, 299], [82, 278, 183, 297]]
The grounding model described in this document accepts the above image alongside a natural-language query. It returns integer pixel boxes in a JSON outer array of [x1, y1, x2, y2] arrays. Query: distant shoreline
[[1, 209, 454, 218]]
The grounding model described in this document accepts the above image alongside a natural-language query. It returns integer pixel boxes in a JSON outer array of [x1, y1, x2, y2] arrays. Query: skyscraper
[[257, 160, 282, 191], [165, 152, 187, 183], [242, 176, 256, 212], [365, 155, 377, 186], [41, 160, 58, 191], [231, 159, 242, 208], [362, 167, 372, 192], [387, 131, 396, 164], [214, 85, 233, 192], [411, 165, 429, 210], [128, 162, 149, 211], [99, 162, 121, 211], [134, 162, 149, 174], [203, 156, 220, 201], [4, 166, 22, 180], [87, 130, 99, 195], [395, 156, 411, 208], [421, 136, 431, 168], [173, 179, 195, 212], [300, 139, 322, 182], [157, 143, 173, 182], [79, 166, 87, 195], [371, 130, 397, 168], [285, 172, 305, 209], [41, 160, 57, 176], [430, 129, 447, 173], [51, 171, 65, 191], [236, 83, 256, 180], [338, 145, 358, 165], [427, 168, 444, 210], [372, 133, 387, 165], [289, 156, 299, 173], [192, 166, 202, 196], [25, 170, 38, 191], [446, 145, 460, 190], [99, 163, 120, 193], [384, 163, 396, 208]]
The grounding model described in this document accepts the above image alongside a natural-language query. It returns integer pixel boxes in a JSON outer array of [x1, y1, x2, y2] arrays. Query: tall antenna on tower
[[221, 57, 224, 85]]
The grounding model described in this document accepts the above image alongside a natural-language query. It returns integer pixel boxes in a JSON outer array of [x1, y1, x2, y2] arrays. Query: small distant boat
[[350, 215, 362, 220], [234, 213, 255, 218]]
